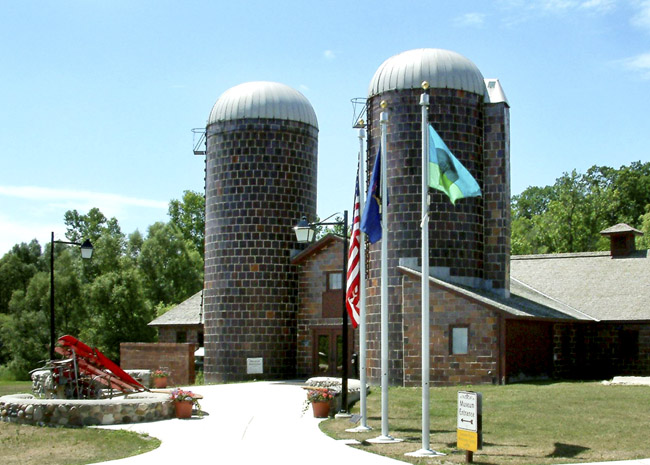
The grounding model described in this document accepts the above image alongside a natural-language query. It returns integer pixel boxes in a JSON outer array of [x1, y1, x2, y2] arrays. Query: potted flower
[[170, 388, 202, 419], [304, 387, 334, 418], [151, 369, 170, 388]]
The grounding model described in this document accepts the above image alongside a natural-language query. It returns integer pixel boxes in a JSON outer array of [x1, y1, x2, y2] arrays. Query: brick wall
[[204, 117, 317, 383], [401, 272, 499, 386], [365, 86, 509, 385], [483, 102, 511, 294], [295, 237, 356, 378], [553, 322, 650, 379], [158, 325, 203, 345], [120, 343, 196, 386]]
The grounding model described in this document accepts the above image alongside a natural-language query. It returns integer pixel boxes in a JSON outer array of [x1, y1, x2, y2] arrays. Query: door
[[311, 327, 353, 377]]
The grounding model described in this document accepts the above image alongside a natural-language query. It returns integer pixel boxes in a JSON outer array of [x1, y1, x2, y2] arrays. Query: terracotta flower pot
[[153, 376, 168, 388], [175, 400, 193, 419], [311, 401, 330, 418]]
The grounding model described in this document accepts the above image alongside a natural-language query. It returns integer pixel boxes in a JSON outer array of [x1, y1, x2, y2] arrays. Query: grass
[[0, 380, 160, 465], [320, 381, 650, 465]]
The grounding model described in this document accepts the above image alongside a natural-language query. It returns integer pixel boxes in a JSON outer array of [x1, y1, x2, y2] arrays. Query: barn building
[[154, 48, 650, 386]]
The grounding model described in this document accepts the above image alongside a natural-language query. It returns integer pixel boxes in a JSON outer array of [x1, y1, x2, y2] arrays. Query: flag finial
[[422, 81, 429, 90]]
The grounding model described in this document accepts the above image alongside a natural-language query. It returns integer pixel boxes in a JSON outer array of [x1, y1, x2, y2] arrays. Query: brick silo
[[364, 49, 510, 385], [203, 81, 318, 383]]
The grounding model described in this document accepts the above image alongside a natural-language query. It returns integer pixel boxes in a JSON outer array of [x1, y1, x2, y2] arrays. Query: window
[[328, 272, 343, 290], [176, 330, 187, 343], [451, 326, 469, 355]]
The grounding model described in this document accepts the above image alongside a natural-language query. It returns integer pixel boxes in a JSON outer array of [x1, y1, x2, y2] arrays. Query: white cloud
[[323, 50, 336, 60], [631, 0, 650, 30], [0, 186, 169, 255], [0, 186, 168, 210], [454, 12, 486, 27], [579, 0, 616, 13], [620, 52, 650, 78], [0, 212, 62, 256]]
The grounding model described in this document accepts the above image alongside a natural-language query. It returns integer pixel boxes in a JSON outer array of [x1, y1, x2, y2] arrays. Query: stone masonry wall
[[401, 272, 499, 386], [120, 343, 196, 386], [204, 117, 318, 383]]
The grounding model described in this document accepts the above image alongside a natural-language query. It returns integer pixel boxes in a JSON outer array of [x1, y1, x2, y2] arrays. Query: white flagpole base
[[405, 449, 446, 457], [367, 435, 404, 444], [345, 425, 373, 433], [335, 412, 352, 419]]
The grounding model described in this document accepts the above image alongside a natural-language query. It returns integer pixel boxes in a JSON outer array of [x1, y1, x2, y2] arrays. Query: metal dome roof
[[208, 81, 318, 129], [368, 48, 488, 98]]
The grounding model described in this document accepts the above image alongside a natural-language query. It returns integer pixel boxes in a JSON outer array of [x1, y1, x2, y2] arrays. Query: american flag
[[346, 173, 361, 328]]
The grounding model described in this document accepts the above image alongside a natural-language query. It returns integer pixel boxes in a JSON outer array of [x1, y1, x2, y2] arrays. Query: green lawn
[[320, 382, 650, 465], [0, 381, 160, 465]]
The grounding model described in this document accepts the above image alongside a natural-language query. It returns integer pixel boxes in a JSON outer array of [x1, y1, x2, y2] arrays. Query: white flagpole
[[407, 82, 444, 458], [348, 121, 372, 433], [370, 100, 402, 444]]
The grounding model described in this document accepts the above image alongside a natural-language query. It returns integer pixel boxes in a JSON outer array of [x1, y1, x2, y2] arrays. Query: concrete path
[[96, 381, 401, 464], [96, 380, 650, 465]]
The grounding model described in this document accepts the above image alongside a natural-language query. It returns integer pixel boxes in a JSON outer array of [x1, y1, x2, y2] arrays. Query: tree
[[64, 208, 122, 244], [168, 190, 205, 258], [82, 268, 155, 361], [138, 222, 203, 306], [511, 162, 650, 255], [0, 240, 42, 314]]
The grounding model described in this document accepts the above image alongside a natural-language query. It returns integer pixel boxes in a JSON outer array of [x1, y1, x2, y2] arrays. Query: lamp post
[[50, 232, 93, 360], [294, 212, 350, 415]]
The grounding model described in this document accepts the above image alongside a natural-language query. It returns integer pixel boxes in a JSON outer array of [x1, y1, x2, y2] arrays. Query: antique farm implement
[[45, 335, 146, 399]]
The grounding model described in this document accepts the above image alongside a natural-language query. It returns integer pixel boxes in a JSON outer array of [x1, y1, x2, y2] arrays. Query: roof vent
[[600, 223, 643, 257]]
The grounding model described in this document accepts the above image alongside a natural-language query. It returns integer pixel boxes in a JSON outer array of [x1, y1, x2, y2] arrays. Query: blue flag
[[361, 147, 383, 243], [428, 124, 481, 204]]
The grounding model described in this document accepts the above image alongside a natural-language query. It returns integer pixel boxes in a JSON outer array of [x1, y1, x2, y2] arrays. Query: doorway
[[311, 327, 353, 377]]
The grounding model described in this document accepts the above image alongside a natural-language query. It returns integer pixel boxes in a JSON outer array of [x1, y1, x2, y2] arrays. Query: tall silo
[[203, 81, 318, 383], [365, 48, 510, 384]]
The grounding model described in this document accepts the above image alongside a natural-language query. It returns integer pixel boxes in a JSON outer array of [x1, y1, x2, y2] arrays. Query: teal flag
[[428, 124, 481, 204]]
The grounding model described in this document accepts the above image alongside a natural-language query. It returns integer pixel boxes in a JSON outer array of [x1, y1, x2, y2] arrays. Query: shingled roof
[[510, 251, 650, 321], [148, 291, 203, 326]]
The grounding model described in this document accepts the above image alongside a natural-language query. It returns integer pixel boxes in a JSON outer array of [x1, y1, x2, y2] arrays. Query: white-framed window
[[328, 272, 343, 290]]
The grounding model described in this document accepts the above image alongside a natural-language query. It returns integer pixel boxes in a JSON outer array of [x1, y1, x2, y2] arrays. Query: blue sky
[[1, 0, 649, 255]]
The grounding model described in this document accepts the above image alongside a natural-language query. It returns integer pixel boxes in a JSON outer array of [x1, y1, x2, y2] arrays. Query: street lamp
[[294, 212, 350, 416], [50, 232, 93, 360]]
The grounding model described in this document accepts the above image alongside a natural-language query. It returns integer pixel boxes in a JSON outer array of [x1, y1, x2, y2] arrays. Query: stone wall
[[120, 343, 196, 386], [0, 393, 173, 427]]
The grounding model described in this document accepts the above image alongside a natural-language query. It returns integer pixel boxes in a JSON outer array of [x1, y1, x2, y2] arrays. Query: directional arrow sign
[[457, 391, 480, 433], [457, 391, 483, 452]]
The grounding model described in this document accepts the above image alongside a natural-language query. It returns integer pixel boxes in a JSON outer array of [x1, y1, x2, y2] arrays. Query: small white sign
[[247, 357, 263, 374], [457, 391, 479, 433]]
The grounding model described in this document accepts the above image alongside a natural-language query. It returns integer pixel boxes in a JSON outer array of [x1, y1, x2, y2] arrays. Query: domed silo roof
[[368, 48, 487, 98], [208, 81, 318, 129]]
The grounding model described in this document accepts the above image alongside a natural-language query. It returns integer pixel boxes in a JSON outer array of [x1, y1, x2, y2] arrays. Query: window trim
[[326, 271, 343, 291]]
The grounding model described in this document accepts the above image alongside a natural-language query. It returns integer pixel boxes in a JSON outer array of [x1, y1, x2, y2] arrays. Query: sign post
[[457, 391, 482, 463]]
